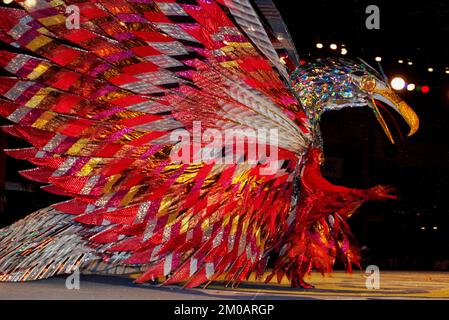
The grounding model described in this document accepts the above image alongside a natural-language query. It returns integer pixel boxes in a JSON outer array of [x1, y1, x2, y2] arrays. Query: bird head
[[291, 58, 419, 144]]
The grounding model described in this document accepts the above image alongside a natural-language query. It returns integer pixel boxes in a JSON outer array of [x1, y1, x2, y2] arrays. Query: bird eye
[[360, 76, 377, 92]]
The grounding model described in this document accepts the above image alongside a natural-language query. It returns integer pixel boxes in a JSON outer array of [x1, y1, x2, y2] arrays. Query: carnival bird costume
[[0, 0, 419, 288]]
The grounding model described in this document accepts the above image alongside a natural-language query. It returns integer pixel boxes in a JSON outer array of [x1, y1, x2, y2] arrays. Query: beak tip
[[407, 123, 420, 137]]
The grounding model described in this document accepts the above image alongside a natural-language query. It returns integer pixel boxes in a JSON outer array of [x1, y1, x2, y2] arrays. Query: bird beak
[[371, 88, 420, 144]]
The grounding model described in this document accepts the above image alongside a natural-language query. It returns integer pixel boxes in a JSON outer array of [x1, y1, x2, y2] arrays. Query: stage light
[[421, 227, 426, 230], [341, 48, 348, 55], [330, 44, 337, 50], [428, 68, 434, 72], [407, 83, 416, 91], [375, 56, 382, 62], [398, 60, 404, 64], [316, 43, 323, 49], [445, 69, 449, 74], [421, 85, 430, 94], [433, 226, 438, 230], [391, 77, 406, 91], [408, 61, 413, 66]]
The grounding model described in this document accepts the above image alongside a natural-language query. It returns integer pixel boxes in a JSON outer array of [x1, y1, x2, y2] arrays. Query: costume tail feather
[[0, 206, 105, 281]]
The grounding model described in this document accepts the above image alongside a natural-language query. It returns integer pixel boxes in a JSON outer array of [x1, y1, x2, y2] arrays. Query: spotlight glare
[[446, 70, 449, 74], [428, 67, 434, 72], [375, 56, 382, 62], [408, 61, 413, 66], [316, 43, 323, 49], [341, 48, 348, 55], [330, 43, 337, 50], [398, 60, 404, 64], [391, 77, 406, 91], [407, 83, 416, 91]]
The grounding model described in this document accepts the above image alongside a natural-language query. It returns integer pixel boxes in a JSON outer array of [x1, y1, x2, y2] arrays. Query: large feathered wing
[[0, 0, 311, 286]]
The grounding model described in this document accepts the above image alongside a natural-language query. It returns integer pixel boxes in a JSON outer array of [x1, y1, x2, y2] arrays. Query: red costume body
[[270, 148, 395, 288]]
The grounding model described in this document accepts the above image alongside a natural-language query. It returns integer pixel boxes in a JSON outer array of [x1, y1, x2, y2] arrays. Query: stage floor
[[0, 271, 448, 300]]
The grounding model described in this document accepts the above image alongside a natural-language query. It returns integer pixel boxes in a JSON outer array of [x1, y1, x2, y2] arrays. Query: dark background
[[1, 0, 449, 270], [275, 0, 449, 270]]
